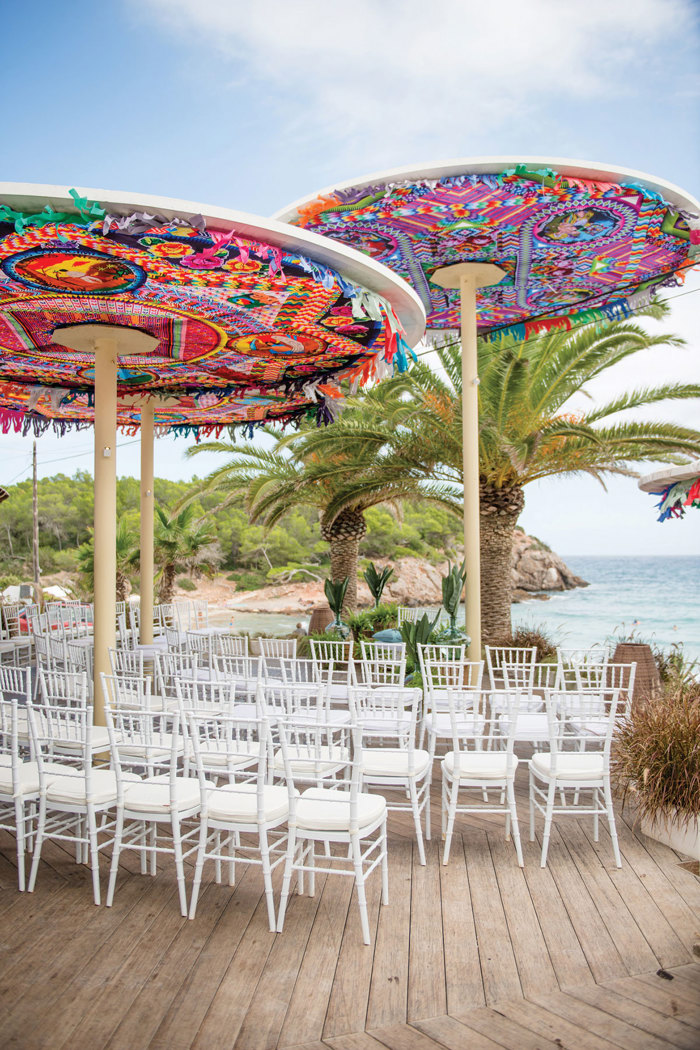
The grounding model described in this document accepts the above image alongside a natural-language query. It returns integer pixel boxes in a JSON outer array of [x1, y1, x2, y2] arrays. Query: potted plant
[[363, 562, 394, 609], [441, 560, 467, 641], [324, 577, 351, 639], [612, 672, 700, 860]]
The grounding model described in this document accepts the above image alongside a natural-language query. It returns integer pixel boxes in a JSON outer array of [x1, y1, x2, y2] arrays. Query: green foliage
[[441, 560, 466, 620], [651, 642, 698, 687], [324, 577, 348, 619], [176, 577, 197, 591], [400, 612, 440, 671], [363, 562, 394, 608], [347, 603, 398, 640]]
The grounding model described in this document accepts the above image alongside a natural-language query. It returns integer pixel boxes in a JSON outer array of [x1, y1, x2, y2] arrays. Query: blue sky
[[2, 0, 699, 555]]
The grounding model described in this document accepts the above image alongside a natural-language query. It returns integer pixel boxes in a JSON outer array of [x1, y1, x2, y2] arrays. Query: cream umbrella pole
[[431, 264, 504, 661], [52, 325, 158, 720], [139, 400, 155, 646]]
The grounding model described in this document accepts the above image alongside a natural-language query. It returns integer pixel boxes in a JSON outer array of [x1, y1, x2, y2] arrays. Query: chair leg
[[259, 827, 276, 932], [409, 779, 426, 865], [380, 819, 389, 906], [107, 808, 124, 907], [424, 778, 431, 841], [540, 781, 557, 867], [507, 781, 524, 867], [228, 830, 237, 887], [593, 788, 600, 841], [529, 767, 536, 842], [171, 819, 188, 918], [351, 833, 370, 945], [189, 817, 209, 919], [442, 778, 459, 865], [14, 799, 26, 892], [150, 823, 157, 876], [603, 778, 621, 868], [28, 798, 46, 893], [276, 826, 297, 933], [88, 809, 101, 906]]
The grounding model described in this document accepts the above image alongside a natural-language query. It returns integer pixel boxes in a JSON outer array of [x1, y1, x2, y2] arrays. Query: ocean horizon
[[512, 554, 700, 663]]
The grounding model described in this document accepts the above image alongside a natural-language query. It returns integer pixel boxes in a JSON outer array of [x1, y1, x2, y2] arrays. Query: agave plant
[[324, 576, 350, 638], [441, 560, 467, 639], [363, 562, 394, 609], [400, 612, 440, 681]]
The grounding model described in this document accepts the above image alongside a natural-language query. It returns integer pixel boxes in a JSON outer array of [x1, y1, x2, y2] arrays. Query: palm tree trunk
[[479, 480, 524, 644], [321, 509, 367, 615], [159, 563, 176, 604]]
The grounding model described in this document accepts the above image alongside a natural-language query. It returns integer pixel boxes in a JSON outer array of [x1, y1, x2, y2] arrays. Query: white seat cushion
[[296, 787, 386, 832], [361, 748, 430, 779], [0, 757, 41, 795], [123, 773, 202, 814], [50, 725, 112, 753], [272, 745, 349, 775], [118, 734, 186, 761], [443, 751, 518, 780], [531, 752, 605, 780], [45, 767, 138, 806], [360, 710, 412, 734], [424, 712, 484, 738], [193, 744, 260, 770], [205, 783, 290, 825], [498, 712, 549, 742]]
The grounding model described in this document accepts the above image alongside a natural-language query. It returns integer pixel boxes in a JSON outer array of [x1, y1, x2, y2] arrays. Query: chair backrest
[[604, 663, 637, 715], [185, 632, 215, 669], [0, 697, 24, 798], [261, 676, 328, 722], [187, 709, 268, 790], [485, 646, 537, 689], [545, 688, 620, 772], [33, 634, 50, 671], [0, 664, 32, 705], [359, 640, 406, 687], [48, 636, 68, 669], [349, 685, 420, 742], [418, 644, 482, 702], [277, 717, 361, 796], [154, 603, 176, 634], [101, 672, 155, 713], [530, 662, 560, 692], [1, 603, 36, 638], [217, 634, 249, 657], [259, 637, 297, 660], [30, 611, 48, 636], [175, 676, 237, 714], [154, 651, 199, 706], [211, 654, 261, 704], [27, 692, 97, 796], [109, 647, 145, 678], [104, 695, 182, 783], [38, 668, 89, 707], [164, 625, 185, 651], [397, 606, 431, 626], [447, 687, 513, 774], [310, 638, 355, 687]]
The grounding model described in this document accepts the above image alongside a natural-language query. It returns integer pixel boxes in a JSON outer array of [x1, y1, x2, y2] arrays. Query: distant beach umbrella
[[277, 158, 700, 654]]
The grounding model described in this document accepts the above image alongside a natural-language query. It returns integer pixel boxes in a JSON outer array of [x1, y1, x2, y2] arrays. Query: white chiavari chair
[[358, 640, 406, 688]]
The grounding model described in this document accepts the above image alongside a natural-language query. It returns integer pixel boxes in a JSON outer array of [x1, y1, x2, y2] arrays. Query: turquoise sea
[[224, 556, 700, 664], [511, 556, 700, 663]]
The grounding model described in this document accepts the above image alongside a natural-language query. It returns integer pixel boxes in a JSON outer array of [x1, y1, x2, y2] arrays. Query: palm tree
[[186, 421, 458, 614], [153, 505, 216, 603], [308, 306, 700, 641], [77, 519, 139, 602]]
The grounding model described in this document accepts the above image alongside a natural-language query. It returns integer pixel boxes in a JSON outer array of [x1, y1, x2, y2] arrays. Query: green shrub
[[507, 624, 559, 662], [177, 577, 197, 592], [348, 603, 398, 640]]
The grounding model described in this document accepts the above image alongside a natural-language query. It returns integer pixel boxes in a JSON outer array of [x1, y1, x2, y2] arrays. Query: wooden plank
[[583, 820, 694, 966], [369, 1022, 456, 1049], [541, 826, 626, 983], [529, 987, 680, 1050], [487, 830, 557, 998], [325, 1033, 389, 1050], [560, 820, 659, 975], [190, 883, 280, 1048], [453, 1005, 568, 1050], [604, 973, 700, 1027], [322, 860, 383, 1040], [0, 868, 176, 1049], [519, 836, 595, 990], [634, 968, 700, 1007], [494, 998, 623, 1050], [412, 1015, 505, 1050], [365, 839, 412, 1030], [566, 980, 700, 1050], [631, 823, 700, 913], [438, 833, 485, 1013], [234, 872, 330, 1050], [464, 829, 522, 1005], [406, 839, 446, 1022], [148, 865, 262, 1050], [278, 871, 355, 1048], [278, 1043, 331, 1050]]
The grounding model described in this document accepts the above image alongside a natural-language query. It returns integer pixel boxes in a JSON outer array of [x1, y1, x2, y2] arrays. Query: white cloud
[[138, 0, 698, 169]]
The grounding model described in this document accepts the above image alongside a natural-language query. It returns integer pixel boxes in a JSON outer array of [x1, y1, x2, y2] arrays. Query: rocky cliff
[[222, 530, 587, 614]]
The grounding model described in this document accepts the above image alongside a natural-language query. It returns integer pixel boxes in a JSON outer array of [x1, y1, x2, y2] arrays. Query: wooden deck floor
[[1, 780, 699, 1050]]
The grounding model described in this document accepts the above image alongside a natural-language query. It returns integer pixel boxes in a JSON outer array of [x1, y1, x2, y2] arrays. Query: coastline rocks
[[511, 529, 588, 602], [224, 533, 587, 615]]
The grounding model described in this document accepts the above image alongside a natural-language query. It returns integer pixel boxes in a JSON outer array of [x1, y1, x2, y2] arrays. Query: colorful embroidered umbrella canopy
[[639, 461, 700, 522], [0, 184, 425, 714], [277, 158, 700, 655]]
